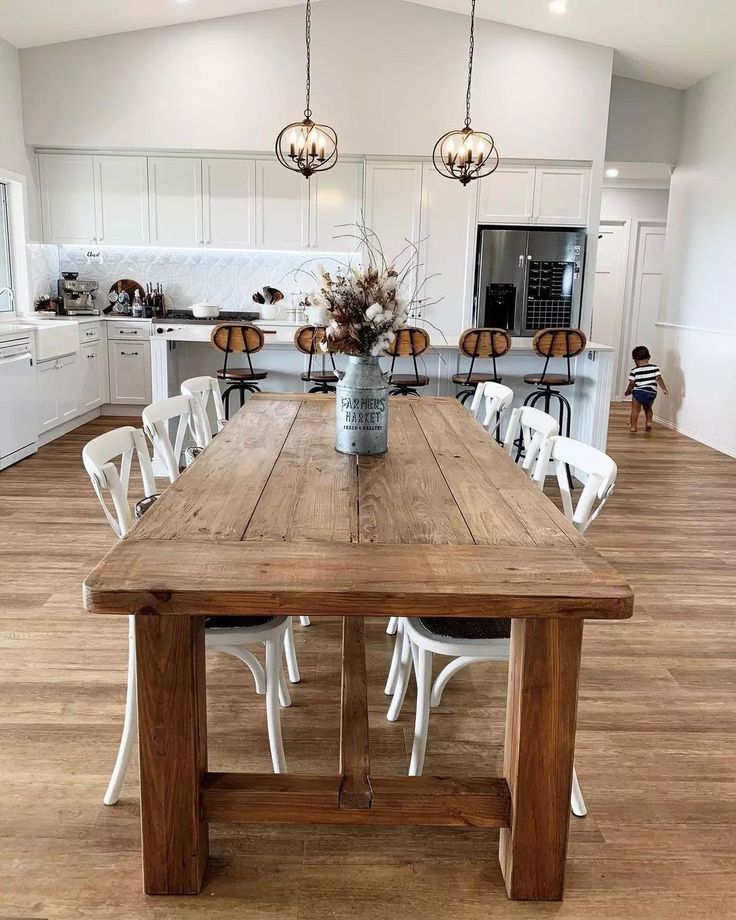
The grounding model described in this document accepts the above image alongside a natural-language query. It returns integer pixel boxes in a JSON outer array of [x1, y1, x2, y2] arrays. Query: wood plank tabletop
[[83, 394, 634, 620]]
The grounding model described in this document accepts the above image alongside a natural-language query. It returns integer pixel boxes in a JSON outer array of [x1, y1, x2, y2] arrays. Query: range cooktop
[[163, 310, 260, 324]]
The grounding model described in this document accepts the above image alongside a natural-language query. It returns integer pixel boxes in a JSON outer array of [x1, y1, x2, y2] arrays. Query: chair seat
[[217, 368, 268, 381], [205, 615, 276, 629], [523, 374, 574, 386], [390, 374, 430, 387], [301, 371, 340, 383], [418, 616, 511, 640], [451, 372, 503, 385]]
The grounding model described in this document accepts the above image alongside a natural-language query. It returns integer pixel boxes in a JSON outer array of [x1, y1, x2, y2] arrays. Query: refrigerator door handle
[[518, 254, 525, 268]]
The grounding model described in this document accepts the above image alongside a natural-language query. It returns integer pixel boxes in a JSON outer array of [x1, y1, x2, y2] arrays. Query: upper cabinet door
[[309, 161, 364, 251], [533, 167, 590, 226], [147, 157, 203, 246], [40, 154, 97, 244], [419, 164, 479, 341], [364, 162, 422, 269], [255, 160, 309, 251], [95, 155, 149, 245], [477, 166, 535, 224], [202, 158, 255, 249]]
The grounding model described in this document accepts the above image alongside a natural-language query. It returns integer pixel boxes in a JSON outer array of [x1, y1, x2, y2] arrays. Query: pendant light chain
[[304, 0, 312, 119], [465, 0, 476, 129]]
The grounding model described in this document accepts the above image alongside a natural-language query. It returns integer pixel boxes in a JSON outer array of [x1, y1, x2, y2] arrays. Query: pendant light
[[276, 0, 338, 179], [432, 0, 499, 186]]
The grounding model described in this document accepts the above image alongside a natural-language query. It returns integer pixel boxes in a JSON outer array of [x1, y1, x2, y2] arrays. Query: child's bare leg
[[630, 400, 642, 432], [644, 405, 654, 431]]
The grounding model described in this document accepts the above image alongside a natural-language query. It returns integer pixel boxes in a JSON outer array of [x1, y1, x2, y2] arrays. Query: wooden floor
[[1, 404, 735, 919]]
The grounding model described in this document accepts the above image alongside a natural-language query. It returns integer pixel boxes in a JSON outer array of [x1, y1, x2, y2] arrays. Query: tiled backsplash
[[27, 244, 352, 312]]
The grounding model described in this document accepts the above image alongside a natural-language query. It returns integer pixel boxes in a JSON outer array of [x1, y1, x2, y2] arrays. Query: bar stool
[[388, 327, 431, 396], [452, 328, 511, 406], [294, 325, 340, 393], [522, 327, 587, 438], [210, 323, 268, 418]]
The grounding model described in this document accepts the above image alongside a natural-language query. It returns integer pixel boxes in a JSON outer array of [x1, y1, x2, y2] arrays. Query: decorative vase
[[335, 355, 389, 455]]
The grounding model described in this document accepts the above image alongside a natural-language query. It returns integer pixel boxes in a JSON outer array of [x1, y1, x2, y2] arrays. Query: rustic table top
[[83, 394, 633, 620]]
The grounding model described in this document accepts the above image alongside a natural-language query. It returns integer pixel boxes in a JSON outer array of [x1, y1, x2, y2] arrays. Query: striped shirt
[[629, 363, 660, 392]]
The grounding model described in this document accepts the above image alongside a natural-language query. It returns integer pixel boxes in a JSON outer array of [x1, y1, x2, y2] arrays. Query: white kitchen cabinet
[[107, 340, 152, 405], [255, 160, 309, 250], [37, 354, 79, 433], [95, 155, 149, 245], [365, 162, 423, 268], [477, 166, 535, 224], [419, 164, 479, 341], [148, 156, 203, 246], [533, 166, 590, 226], [202, 158, 255, 248], [39, 154, 97, 244], [80, 342, 108, 411], [309, 161, 364, 251]]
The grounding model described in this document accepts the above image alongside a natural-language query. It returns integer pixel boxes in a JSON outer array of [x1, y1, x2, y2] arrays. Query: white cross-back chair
[[181, 375, 227, 443], [179, 377, 312, 629], [469, 381, 514, 439], [83, 426, 294, 805], [503, 404, 559, 476], [385, 435, 618, 818]]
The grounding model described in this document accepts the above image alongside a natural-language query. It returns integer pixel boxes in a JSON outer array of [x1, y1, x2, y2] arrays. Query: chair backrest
[[82, 426, 157, 538], [388, 326, 430, 357], [470, 381, 514, 435], [294, 325, 337, 379], [142, 395, 209, 483], [458, 327, 511, 384], [503, 405, 559, 475], [533, 435, 617, 532], [532, 327, 587, 385], [211, 323, 264, 378], [181, 375, 227, 440]]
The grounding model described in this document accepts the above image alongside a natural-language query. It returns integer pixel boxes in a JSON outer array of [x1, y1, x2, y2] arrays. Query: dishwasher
[[0, 333, 38, 470]]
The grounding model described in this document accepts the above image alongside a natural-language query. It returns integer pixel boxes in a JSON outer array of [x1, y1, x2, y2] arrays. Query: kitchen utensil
[[191, 302, 220, 319]]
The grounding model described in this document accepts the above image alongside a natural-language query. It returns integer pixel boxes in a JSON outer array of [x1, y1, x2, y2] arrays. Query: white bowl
[[191, 302, 220, 319]]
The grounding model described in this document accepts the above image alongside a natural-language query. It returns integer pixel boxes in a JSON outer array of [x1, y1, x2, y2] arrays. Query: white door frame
[[617, 218, 667, 398], [595, 219, 631, 397]]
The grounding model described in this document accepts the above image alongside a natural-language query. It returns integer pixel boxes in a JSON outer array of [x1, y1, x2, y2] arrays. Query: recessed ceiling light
[[549, 0, 567, 13], [605, 168, 620, 178]]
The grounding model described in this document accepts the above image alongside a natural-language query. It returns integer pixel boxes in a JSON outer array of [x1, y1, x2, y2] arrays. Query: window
[[0, 183, 14, 313]]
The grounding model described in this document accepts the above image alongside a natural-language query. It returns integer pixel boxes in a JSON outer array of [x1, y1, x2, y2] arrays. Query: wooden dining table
[[83, 393, 633, 902]]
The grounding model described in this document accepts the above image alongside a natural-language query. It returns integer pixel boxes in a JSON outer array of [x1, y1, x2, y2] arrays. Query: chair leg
[[430, 655, 485, 708], [384, 620, 404, 695], [104, 616, 137, 805], [213, 644, 266, 694], [299, 616, 311, 627], [284, 619, 301, 684], [408, 645, 433, 776], [265, 636, 288, 773], [571, 764, 587, 817], [386, 616, 398, 635], [387, 628, 412, 721], [239, 385, 245, 408]]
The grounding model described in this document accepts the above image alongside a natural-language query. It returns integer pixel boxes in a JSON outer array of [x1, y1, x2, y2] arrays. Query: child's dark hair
[[632, 345, 651, 361]]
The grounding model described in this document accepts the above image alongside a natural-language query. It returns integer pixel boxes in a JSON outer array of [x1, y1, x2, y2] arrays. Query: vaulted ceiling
[[0, 0, 734, 89]]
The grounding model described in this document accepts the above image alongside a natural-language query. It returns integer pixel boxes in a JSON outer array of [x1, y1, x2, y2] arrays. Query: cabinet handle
[[120, 351, 139, 357], [87, 353, 97, 359]]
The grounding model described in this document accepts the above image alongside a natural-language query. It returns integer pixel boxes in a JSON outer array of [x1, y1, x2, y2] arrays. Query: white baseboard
[[38, 407, 101, 446], [654, 413, 736, 460], [100, 404, 144, 417]]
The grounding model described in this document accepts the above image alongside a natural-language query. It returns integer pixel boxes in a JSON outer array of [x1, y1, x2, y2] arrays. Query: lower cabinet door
[[108, 341, 152, 404], [80, 342, 107, 410], [37, 354, 80, 433]]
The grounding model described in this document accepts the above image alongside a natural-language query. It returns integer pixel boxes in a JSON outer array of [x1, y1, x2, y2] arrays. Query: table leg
[[135, 614, 209, 895], [499, 617, 583, 901]]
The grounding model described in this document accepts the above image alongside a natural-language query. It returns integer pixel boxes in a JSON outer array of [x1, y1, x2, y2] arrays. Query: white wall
[[601, 187, 669, 221], [606, 76, 683, 164], [0, 36, 27, 176], [19, 0, 612, 161], [657, 57, 736, 457]]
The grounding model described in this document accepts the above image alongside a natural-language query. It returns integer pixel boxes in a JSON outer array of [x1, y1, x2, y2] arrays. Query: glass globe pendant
[[432, 0, 499, 186], [275, 0, 338, 178]]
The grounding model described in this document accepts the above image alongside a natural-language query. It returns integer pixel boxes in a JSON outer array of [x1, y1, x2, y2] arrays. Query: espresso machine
[[57, 272, 100, 316]]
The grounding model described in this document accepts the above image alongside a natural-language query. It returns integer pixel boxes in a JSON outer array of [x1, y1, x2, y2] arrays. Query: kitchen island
[[151, 319, 616, 451]]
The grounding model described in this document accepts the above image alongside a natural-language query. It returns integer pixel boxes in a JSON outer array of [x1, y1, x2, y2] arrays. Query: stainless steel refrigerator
[[474, 227, 586, 336]]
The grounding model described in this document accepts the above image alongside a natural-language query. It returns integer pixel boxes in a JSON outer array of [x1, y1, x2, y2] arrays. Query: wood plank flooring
[[1, 405, 735, 919]]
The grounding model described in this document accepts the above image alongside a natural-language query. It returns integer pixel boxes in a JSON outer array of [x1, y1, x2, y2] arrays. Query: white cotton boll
[[365, 303, 381, 320]]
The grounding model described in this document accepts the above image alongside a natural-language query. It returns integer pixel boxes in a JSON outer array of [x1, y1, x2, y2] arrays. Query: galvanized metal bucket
[[335, 356, 389, 455]]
